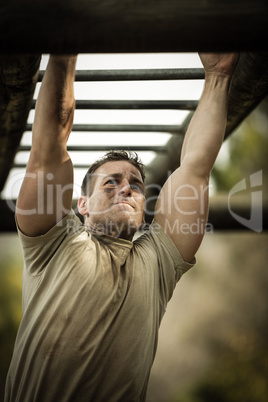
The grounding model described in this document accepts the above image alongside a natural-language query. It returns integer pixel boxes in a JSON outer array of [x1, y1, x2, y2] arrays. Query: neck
[[84, 220, 134, 241]]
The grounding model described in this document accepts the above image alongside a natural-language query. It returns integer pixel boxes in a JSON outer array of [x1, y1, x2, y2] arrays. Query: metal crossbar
[[38, 68, 204, 82], [32, 99, 198, 111], [25, 123, 183, 133], [18, 145, 167, 152]]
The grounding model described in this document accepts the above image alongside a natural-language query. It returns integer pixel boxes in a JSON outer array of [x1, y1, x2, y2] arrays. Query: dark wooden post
[[0, 0, 267, 53], [0, 55, 41, 192]]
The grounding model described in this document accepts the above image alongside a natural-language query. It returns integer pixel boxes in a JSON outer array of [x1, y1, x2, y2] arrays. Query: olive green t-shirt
[[5, 210, 195, 402]]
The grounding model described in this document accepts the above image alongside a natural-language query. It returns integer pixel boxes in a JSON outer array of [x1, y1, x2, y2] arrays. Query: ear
[[78, 196, 89, 216]]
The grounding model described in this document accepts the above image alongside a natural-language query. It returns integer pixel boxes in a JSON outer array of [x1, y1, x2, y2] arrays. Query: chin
[[112, 216, 143, 237]]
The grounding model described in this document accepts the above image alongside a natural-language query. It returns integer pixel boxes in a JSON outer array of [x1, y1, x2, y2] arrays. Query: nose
[[119, 180, 131, 196]]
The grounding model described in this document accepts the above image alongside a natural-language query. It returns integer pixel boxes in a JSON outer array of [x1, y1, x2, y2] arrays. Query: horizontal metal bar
[[32, 99, 198, 111], [18, 145, 167, 153], [13, 163, 122, 169], [25, 123, 182, 133], [38, 68, 204, 82]]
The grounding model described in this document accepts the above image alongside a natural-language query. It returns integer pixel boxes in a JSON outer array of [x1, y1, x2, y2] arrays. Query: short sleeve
[[16, 210, 83, 276], [135, 220, 196, 308], [149, 220, 196, 276]]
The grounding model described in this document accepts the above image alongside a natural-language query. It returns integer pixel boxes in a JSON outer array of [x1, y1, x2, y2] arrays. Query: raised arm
[[16, 55, 77, 236], [154, 53, 239, 262]]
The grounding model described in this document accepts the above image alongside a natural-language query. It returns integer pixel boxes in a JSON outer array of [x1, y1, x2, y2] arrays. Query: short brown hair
[[81, 150, 146, 196]]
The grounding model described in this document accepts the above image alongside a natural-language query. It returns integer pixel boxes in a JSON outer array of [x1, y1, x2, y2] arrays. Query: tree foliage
[[212, 98, 268, 193], [0, 237, 22, 401]]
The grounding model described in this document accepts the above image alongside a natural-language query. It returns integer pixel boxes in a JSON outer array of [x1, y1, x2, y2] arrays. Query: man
[[5, 53, 239, 401]]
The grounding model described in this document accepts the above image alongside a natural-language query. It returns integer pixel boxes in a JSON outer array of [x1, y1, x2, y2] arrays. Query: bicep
[[154, 165, 209, 263], [16, 152, 73, 236]]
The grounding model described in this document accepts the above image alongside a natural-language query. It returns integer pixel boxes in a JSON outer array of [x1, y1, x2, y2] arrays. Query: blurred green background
[[0, 99, 267, 401]]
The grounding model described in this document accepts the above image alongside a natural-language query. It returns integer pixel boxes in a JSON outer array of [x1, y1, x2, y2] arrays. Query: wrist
[[49, 55, 77, 68], [204, 72, 231, 91]]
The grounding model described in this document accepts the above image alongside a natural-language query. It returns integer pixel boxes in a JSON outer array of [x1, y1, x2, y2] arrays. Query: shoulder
[[17, 210, 91, 276], [134, 220, 196, 274], [16, 209, 83, 248]]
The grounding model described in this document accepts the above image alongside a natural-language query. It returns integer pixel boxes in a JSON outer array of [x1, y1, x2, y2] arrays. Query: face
[[78, 161, 145, 240]]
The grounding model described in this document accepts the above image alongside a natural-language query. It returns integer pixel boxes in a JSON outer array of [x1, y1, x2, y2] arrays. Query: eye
[[106, 179, 118, 186], [130, 183, 144, 193]]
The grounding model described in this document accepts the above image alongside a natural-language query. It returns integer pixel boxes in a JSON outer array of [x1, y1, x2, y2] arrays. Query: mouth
[[114, 201, 134, 209]]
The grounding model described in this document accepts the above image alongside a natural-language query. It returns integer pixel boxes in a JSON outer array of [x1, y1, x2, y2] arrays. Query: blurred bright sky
[[2, 53, 229, 199]]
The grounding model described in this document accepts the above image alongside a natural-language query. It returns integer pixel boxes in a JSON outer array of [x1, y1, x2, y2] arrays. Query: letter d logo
[[228, 171, 263, 232]]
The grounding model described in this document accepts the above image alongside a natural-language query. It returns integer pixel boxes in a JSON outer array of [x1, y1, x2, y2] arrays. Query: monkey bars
[[0, 0, 268, 231]]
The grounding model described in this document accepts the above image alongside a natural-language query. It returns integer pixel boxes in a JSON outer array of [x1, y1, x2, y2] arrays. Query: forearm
[[154, 53, 238, 262], [32, 55, 77, 163], [180, 72, 231, 177]]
